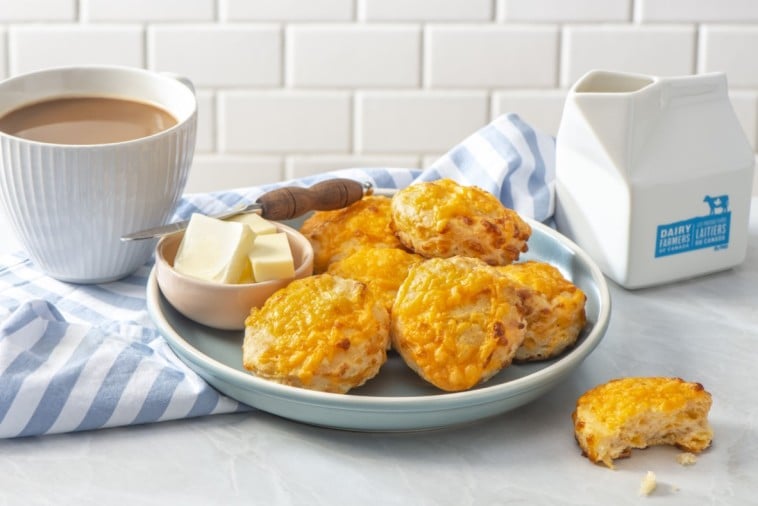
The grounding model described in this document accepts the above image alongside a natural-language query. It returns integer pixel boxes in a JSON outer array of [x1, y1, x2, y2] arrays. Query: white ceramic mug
[[0, 65, 197, 283]]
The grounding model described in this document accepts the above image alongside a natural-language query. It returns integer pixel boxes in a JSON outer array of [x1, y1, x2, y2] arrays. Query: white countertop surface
[[0, 200, 756, 505]]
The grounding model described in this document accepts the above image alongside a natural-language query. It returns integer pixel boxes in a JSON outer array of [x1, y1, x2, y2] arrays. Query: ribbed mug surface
[[0, 66, 197, 283]]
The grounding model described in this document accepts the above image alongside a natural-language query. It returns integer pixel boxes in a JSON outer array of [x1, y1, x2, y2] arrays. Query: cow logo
[[654, 195, 731, 258], [703, 195, 729, 215]]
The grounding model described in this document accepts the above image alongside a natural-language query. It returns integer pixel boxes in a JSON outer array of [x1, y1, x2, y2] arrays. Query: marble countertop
[[0, 201, 756, 505]]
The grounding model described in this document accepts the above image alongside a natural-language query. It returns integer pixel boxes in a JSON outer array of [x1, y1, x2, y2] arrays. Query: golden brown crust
[[497, 261, 587, 362], [242, 274, 390, 393], [391, 256, 527, 392], [300, 195, 403, 273], [572, 377, 714, 468], [390, 179, 531, 265]]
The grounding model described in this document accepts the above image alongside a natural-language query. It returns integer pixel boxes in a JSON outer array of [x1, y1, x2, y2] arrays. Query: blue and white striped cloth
[[0, 113, 555, 438]]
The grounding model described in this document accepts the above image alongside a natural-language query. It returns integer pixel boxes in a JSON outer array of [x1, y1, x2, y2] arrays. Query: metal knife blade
[[120, 203, 262, 241], [120, 178, 372, 241]]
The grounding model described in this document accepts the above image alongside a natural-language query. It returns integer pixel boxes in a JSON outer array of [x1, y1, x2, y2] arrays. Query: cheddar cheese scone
[[300, 195, 402, 273], [327, 247, 424, 313], [391, 256, 527, 392], [573, 377, 714, 468], [243, 274, 390, 393], [497, 261, 587, 362], [390, 179, 531, 265]]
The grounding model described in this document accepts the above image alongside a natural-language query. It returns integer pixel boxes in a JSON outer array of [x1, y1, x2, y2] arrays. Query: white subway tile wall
[[220, 91, 351, 153], [287, 25, 420, 87], [83, 0, 216, 22], [492, 90, 567, 136], [500, 0, 630, 22], [359, 0, 492, 22], [357, 91, 489, 152], [194, 91, 216, 153], [635, 0, 758, 22], [425, 25, 558, 88], [285, 155, 420, 180], [699, 26, 758, 87], [0, 0, 76, 21], [9, 26, 144, 75], [561, 25, 696, 86], [189, 155, 283, 192], [0, 28, 6, 80], [0, 0, 756, 195], [148, 25, 281, 87], [222, 0, 354, 22]]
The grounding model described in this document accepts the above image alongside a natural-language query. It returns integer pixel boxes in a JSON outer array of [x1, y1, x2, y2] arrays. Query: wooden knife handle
[[256, 178, 372, 221]]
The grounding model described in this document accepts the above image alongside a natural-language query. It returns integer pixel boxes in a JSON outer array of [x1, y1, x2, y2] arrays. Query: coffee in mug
[[0, 96, 178, 145]]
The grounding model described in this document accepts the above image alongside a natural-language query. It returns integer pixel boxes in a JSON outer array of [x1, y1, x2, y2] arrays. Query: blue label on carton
[[655, 195, 731, 258]]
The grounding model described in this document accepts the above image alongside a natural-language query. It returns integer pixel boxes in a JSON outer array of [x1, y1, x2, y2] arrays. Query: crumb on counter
[[639, 471, 657, 496], [677, 452, 697, 466]]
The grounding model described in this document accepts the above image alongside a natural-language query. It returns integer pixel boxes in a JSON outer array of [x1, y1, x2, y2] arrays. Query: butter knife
[[121, 178, 373, 241]]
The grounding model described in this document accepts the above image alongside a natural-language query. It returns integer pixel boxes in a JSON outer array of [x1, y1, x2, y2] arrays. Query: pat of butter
[[226, 213, 277, 236], [249, 232, 295, 283], [238, 259, 254, 284], [174, 213, 254, 283]]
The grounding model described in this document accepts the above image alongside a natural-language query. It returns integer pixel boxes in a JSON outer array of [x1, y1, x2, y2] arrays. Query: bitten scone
[[391, 256, 527, 392], [572, 377, 714, 468], [390, 179, 531, 265], [243, 274, 390, 393], [327, 247, 424, 313], [300, 195, 403, 273], [497, 261, 587, 362]]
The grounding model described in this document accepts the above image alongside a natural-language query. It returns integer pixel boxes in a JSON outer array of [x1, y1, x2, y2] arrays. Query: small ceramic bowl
[[155, 222, 314, 330]]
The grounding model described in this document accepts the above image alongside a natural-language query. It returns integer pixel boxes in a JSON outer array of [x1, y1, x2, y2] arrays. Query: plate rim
[[146, 215, 611, 416]]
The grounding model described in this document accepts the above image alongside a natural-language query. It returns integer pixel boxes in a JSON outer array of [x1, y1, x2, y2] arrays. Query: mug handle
[[162, 72, 195, 95]]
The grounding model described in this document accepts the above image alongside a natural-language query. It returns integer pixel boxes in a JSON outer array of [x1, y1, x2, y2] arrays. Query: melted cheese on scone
[[573, 377, 713, 469], [391, 256, 527, 391]]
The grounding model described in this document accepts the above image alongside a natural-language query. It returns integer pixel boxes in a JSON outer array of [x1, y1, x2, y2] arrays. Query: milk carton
[[555, 70, 755, 289]]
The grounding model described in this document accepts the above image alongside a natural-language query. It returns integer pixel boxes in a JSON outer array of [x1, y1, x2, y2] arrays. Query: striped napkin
[[0, 113, 555, 438]]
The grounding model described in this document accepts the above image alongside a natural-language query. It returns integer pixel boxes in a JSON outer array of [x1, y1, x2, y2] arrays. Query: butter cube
[[226, 213, 277, 236], [249, 233, 295, 282], [238, 259, 254, 284], [174, 213, 254, 283]]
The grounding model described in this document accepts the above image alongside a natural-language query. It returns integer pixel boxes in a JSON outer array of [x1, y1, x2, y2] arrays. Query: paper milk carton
[[554, 70, 755, 289]]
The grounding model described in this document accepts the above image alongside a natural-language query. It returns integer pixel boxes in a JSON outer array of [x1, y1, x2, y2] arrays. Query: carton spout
[[565, 70, 661, 179], [574, 70, 655, 94]]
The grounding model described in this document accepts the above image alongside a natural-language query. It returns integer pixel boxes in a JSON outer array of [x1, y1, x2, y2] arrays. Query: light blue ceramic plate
[[146, 213, 611, 431]]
